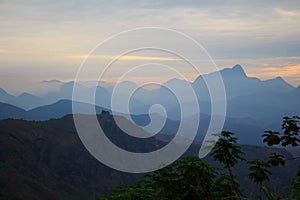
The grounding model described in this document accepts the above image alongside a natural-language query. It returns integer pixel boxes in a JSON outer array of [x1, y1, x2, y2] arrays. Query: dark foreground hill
[[0, 114, 163, 199], [0, 115, 299, 199]]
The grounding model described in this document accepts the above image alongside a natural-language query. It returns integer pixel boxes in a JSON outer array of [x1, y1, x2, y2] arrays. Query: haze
[[0, 0, 300, 95]]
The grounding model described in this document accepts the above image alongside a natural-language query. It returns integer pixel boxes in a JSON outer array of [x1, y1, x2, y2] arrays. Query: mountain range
[[0, 64, 299, 145], [0, 100, 105, 121]]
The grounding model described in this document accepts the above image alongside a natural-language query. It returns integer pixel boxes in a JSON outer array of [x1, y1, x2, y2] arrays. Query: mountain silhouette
[[0, 100, 106, 121], [0, 115, 162, 199], [0, 88, 47, 109], [0, 102, 26, 119], [0, 64, 299, 125]]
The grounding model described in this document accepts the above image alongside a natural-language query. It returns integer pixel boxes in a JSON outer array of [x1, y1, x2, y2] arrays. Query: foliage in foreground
[[102, 116, 300, 200], [101, 156, 237, 200]]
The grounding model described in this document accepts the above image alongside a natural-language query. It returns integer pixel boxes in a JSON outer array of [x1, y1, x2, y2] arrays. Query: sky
[[0, 0, 300, 94]]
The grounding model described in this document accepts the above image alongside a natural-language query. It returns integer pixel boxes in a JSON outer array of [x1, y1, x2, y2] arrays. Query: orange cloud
[[261, 64, 300, 77], [69, 54, 181, 61]]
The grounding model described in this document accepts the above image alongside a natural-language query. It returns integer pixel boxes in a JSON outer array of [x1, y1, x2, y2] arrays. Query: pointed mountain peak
[[220, 64, 246, 77], [232, 64, 243, 70], [193, 64, 247, 84], [274, 76, 284, 81], [232, 64, 246, 74]]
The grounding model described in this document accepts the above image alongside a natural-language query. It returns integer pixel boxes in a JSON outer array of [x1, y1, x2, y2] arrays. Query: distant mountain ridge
[[0, 99, 279, 146], [0, 64, 296, 109], [0, 64, 299, 125], [0, 100, 106, 121], [193, 64, 294, 100], [0, 88, 47, 110]]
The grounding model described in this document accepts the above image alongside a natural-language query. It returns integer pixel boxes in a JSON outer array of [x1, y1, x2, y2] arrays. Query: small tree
[[248, 159, 271, 200], [101, 110, 110, 115], [101, 156, 223, 200], [289, 166, 300, 198], [263, 116, 300, 148], [211, 131, 245, 199], [262, 116, 300, 199], [262, 116, 300, 166], [147, 156, 218, 199]]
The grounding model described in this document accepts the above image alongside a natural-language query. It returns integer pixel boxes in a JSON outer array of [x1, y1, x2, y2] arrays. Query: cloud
[[245, 62, 300, 86], [262, 64, 300, 77], [0, 0, 300, 86], [69, 54, 181, 61], [276, 8, 300, 18]]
